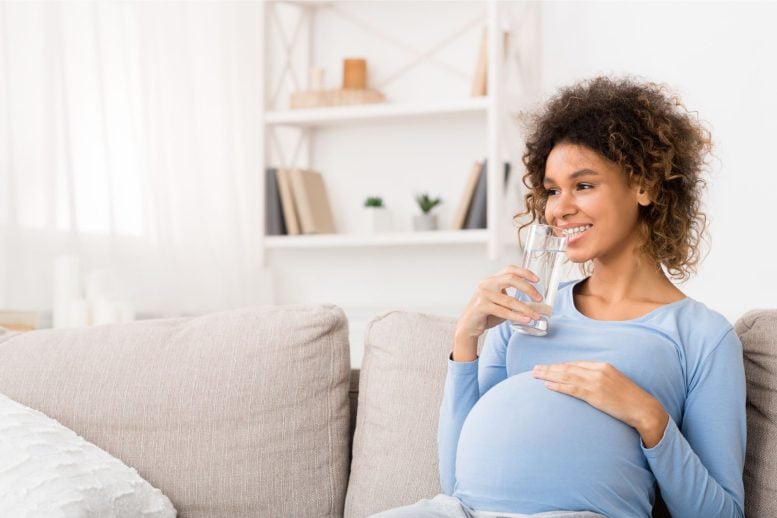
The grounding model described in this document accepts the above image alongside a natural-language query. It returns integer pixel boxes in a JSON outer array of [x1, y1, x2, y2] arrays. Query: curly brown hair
[[516, 76, 712, 281]]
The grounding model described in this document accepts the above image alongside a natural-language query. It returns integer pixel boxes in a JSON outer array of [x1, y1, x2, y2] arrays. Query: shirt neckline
[[565, 277, 691, 324]]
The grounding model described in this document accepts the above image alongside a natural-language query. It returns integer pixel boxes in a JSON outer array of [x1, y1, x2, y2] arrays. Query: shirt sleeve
[[478, 320, 511, 396], [642, 327, 746, 518], [438, 321, 512, 494]]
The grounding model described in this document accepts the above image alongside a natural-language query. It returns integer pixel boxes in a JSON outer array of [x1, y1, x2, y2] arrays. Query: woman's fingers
[[478, 275, 541, 322], [486, 301, 531, 323], [485, 289, 542, 321], [502, 273, 543, 302], [499, 265, 539, 283], [533, 363, 588, 384], [478, 273, 542, 306], [483, 271, 542, 302], [472, 287, 540, 320], [532, 364, 603, 410], [565, 360, 610, 371]]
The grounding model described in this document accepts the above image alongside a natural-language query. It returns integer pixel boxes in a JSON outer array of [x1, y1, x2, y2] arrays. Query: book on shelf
[[275, 168, 301, 235], [461, 160, 512, 230], [287, 169, 337, 234], [471, 28, 488, 97], [464, 160, 488, 229], [451, 161, 484, 230], [265, 167, 287, 236]]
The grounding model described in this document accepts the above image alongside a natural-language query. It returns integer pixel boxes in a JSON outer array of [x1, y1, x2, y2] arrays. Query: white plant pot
[[364, 207, 392, 233], [413, 213, 438, 231]]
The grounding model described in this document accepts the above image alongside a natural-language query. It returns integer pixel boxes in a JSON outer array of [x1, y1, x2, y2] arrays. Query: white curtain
[[0, 1, 271, 321]]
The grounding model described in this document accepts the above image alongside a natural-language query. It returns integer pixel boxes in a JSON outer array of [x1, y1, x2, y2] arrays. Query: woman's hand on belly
[[532, 361, 670, 448]]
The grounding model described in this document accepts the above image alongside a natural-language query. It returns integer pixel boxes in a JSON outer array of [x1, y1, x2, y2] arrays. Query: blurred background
[[1, 1, 774, 365]]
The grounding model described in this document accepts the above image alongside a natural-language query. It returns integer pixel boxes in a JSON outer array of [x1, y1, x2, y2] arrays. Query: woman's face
[[543, 142, 649, 265]]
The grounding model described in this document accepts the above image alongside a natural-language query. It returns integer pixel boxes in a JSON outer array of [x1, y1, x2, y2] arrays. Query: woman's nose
[[549, 191, 577, 223]]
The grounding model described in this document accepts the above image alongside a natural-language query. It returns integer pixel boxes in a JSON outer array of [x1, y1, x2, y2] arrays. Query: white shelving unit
[[259, 1, 539, 266]]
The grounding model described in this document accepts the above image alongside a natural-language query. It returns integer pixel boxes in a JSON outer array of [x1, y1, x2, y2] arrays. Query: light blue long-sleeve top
[[438, 278, 746, 518]]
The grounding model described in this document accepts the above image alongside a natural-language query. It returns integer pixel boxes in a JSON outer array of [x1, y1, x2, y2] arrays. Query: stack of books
[[265, 168, 337, 236]]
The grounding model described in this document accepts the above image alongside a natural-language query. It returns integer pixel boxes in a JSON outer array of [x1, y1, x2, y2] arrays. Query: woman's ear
[[629, 173, 652, 207], [636, 187, 652, 207]]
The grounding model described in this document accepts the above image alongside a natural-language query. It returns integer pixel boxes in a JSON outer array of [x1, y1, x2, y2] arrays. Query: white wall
[[538, 1, 777, 322]]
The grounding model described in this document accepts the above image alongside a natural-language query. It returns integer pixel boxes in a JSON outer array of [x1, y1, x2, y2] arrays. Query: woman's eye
[[577, 183, 593, 190], [545, 188, 559, 196]]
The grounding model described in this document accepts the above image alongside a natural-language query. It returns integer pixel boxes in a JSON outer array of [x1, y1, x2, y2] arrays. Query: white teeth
[[562, 225, 591, 236]]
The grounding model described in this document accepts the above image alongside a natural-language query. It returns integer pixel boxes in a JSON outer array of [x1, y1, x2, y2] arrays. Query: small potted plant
[[413, 192, 443, 231], [363, 195, 392, 233]]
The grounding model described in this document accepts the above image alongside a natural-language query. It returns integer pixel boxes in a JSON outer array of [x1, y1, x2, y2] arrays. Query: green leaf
[[414, 192, 443, 214]]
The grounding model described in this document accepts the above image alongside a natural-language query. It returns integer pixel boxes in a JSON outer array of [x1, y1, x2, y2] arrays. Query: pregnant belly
[[454, 372, 652, 513]]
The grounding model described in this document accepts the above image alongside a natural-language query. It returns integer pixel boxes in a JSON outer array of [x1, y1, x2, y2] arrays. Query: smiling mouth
[[562, 225, 591, 241]]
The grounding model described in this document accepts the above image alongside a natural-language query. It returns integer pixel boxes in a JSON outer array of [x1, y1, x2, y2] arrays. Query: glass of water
[[508, 224, 568, 336]]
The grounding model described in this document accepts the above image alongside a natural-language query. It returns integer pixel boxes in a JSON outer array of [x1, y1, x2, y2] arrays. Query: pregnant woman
[[372, 76, 745, 518]]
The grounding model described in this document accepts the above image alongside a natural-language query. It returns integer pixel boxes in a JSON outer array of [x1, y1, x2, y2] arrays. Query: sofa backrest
[[347, 309, 777, 518], [0, 304, 352, 518], [736, 309, 777, 517]]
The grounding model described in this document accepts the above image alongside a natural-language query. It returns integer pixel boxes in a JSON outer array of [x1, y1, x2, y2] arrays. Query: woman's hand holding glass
[[453, 266, 544, 362]]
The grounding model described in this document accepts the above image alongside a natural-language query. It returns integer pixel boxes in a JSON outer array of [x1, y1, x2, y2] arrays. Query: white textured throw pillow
[[0, 393, 176, 518]]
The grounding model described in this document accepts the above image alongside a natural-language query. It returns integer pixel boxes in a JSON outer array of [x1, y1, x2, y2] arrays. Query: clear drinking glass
[[508, 224, 568, 336]]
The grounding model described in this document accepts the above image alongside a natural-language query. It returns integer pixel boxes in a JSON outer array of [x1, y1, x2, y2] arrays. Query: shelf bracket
[[268, 2, 308, 109], [267, 125, 310, 170], [325, 4, 482, 88]]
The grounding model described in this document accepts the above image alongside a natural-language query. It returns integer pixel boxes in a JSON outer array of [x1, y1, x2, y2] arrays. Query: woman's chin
[[565, 251, 590, 264]]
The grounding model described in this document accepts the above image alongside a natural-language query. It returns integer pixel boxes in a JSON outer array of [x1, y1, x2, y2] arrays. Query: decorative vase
[[364, 207, 392, 233], [413, 213, 438, 231]]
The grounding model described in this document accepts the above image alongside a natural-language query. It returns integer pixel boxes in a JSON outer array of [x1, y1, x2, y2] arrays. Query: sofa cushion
[[0, 392, 175, 517], [0, 304, 351, 518], [736, 309, 777, 518], [344, 310, 483, 518]]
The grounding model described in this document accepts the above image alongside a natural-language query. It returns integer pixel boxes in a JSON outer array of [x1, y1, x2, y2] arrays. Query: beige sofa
[[0, 305, 774, 518]]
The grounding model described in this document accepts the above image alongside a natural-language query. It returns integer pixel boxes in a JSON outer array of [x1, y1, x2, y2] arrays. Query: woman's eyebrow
[[543, 169, 599, 186]]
